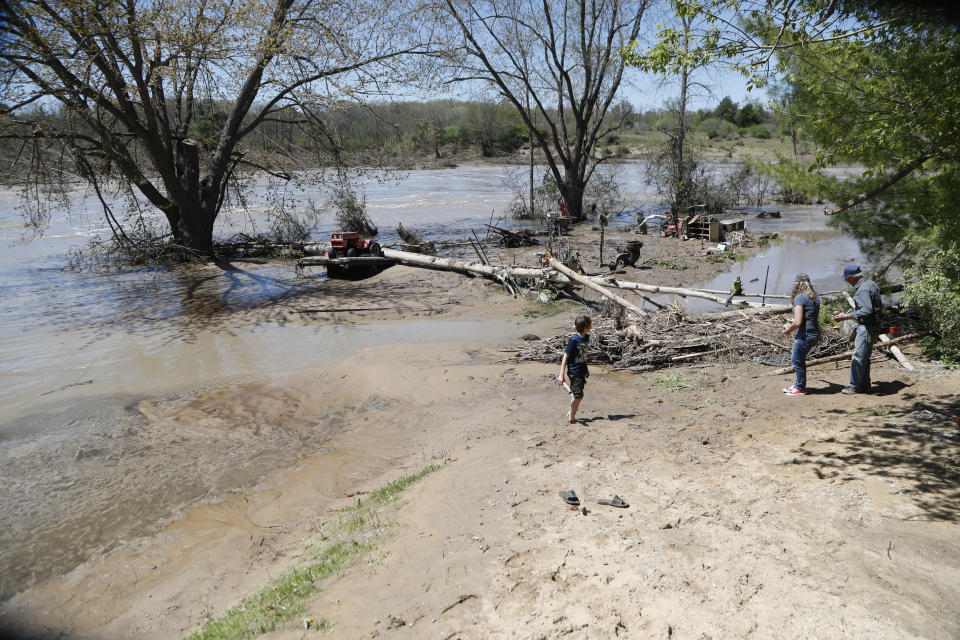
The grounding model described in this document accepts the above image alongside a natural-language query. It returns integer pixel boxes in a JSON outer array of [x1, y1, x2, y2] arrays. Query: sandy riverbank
[[2, 339, 958, 639], [2, 227, 958, 639]]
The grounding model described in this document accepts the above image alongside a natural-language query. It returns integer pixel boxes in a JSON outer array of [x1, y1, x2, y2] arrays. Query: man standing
[[833, 264, 883, 394]]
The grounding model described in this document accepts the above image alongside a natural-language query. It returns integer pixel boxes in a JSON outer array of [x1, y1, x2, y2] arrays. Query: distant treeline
[[0, 95, 785, 176]]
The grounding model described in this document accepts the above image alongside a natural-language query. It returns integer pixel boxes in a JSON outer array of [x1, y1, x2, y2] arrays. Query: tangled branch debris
[[396, 223, 436, 254], [514, 306, 849, 372], [485, 224, 539, 248]]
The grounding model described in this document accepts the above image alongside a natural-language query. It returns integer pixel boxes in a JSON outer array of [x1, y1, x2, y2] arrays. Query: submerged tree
[[438, 0, 651, 221], [0, 0, 436, 257], [625, 0, 737, 213]]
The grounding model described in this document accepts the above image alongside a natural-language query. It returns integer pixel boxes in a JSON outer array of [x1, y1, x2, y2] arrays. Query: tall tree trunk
[[167, 138, 217, 255], [677, 64, 688, 207], [174, 202, 216, 255], [562, 181, 585, 222]]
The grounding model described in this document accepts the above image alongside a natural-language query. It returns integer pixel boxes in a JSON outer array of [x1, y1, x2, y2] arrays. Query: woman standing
[[782, 273, 821, 396]]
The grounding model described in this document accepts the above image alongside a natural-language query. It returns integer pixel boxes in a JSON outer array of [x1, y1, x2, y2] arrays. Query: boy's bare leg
[[568, 396, 582, 423]]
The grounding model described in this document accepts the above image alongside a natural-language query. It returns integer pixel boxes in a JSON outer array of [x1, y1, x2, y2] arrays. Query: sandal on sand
[[597, 495, 629, 508], [560, 490, 580, 506]]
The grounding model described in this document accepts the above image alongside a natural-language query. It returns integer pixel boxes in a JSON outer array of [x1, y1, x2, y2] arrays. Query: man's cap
[[795, 272, 811, 283], [843, 264, 862, 278]]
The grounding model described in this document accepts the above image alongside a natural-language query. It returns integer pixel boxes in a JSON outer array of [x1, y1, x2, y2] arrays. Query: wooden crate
[[709, 218, 745, 243]]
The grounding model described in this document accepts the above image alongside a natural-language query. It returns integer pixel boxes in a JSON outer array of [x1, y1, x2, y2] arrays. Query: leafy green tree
[[625, 0, 728, 212], [714, 96, 738, 123], [640, 0, 960, 358], [757, 4, 960, 360], [736, 103, 761, 127]]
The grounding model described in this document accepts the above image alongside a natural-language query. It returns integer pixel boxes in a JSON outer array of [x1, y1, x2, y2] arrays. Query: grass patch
[[652, 373, 699, 392], [855, 407, 889, 416], [653, 259, 685, 270], [709, 251, 747, 263], [522, 298, 578, 319], [681, 397, 716, 410], [754, 234, 783, 248], [185, 464, 443, 640]]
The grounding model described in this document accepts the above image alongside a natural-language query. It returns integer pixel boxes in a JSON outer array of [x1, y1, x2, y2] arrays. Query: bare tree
[[0, 0, 436, 256], [439, 0, 651, 221]]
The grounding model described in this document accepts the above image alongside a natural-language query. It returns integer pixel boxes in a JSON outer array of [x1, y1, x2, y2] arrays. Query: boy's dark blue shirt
[[564, 333, 589, 376]]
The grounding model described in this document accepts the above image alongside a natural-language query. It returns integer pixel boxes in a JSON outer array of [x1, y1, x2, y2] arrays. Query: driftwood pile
[[515, 306, 850, 372], [396, 223, 437, 254], [485, 224, 539, 248]]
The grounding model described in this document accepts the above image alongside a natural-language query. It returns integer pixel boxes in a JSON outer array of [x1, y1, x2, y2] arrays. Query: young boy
[[558, 315, 591, 424]]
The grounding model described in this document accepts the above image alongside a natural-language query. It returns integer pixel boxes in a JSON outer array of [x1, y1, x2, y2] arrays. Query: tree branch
[[824, 153, 930, 216]]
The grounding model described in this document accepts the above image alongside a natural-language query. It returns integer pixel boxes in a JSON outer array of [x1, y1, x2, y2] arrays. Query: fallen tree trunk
[[693, 304, 794, 319], [548, 257, 647, 316], [379, 248, 554, 280], [758, 332, 922, 376], [318, 247, 764, 310], [878, 333, 916, 370], [591, 275, 766, 308], [686, 287, 849, 300]]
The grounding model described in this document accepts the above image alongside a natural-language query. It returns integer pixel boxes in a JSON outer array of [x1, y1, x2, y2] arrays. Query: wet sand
[[3, 229, 958, 639]]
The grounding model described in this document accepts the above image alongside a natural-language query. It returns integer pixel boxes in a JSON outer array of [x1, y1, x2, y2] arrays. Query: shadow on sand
[[788, 394, 960, 522]]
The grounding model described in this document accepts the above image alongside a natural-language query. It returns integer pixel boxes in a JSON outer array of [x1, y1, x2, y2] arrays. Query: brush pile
[[396, 223, 436, 254], [515, 305, 849, 371]]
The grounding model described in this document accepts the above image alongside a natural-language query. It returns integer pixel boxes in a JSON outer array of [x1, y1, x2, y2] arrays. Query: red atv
[[327, 231, 383, 258]]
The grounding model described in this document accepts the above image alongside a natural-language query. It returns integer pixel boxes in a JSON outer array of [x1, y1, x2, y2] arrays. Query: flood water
[[0, 166, 520, 427]]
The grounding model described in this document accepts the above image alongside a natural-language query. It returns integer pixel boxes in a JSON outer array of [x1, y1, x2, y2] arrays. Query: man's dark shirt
[[853, 278, 883, 332]]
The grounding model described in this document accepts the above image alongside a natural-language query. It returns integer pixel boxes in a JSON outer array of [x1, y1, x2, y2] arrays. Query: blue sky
[[624, 65, 769, 112]]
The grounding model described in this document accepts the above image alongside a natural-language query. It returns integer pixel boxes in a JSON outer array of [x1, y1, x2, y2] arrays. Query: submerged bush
[[328, 181, 377, 236]]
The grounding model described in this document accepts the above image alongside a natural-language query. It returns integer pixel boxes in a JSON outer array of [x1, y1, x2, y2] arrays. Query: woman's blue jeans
[[792, 333, 820, 390]]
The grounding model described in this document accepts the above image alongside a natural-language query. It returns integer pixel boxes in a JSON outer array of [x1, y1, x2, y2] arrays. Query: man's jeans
[[792, 333, 820, 391], [850, 324, 874, 390]]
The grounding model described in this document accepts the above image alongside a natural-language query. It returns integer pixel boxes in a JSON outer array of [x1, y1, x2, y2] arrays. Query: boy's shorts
[[568, 373, 586, 399]]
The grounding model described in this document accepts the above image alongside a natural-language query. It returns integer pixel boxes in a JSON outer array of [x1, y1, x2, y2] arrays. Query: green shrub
[[818, 299, 848, 326], [902, 247, 960, 364]]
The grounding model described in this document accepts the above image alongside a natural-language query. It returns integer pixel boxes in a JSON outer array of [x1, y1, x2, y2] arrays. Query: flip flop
[[597, 495, 629, 508], [560, 490, 580, 507]]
